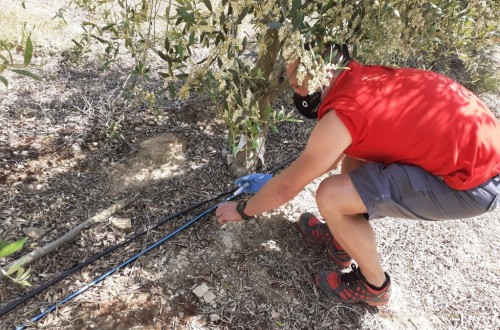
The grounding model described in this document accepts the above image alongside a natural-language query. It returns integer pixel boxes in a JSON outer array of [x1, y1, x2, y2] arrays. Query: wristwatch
[[236, 201, 253, 221]]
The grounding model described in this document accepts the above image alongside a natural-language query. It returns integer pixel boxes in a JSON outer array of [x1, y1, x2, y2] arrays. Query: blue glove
[[234, 173, 273, 194]]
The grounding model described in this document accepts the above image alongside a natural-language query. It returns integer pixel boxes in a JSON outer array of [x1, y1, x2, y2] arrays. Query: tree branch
[[0, 195, 136, 280]]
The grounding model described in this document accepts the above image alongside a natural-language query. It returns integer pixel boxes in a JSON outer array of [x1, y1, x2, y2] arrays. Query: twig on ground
[[0, 195, 136, 280]]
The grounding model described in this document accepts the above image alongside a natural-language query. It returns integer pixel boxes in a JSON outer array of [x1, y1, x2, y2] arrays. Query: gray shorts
[[349, 163, 500, 221]]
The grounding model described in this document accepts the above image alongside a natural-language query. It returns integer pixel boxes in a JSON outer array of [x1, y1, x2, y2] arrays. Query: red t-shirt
[[318, 60, 500, 190]]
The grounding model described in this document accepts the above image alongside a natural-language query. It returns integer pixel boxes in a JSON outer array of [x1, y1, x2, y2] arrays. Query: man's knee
[[316, 174, 368, 217], [316, 175, 347, 214]]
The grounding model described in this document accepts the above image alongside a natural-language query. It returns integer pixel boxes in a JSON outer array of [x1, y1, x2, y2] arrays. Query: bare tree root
[[0, 195, 136, 280]]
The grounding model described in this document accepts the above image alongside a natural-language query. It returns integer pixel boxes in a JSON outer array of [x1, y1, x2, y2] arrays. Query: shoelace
[[340, 265, 360, 286]]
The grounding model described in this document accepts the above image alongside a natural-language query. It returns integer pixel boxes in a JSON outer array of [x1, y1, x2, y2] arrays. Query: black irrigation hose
[[0, 155, 297, 319], [17, 195, 239, 330], [0, 189, 235, 319]]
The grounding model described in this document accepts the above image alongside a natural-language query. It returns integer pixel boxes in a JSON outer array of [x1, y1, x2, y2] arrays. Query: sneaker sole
[[315, 273, 390, 306]]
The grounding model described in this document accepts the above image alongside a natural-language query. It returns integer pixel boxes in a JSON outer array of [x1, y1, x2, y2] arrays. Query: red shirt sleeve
[[318, 96, 367, 148]]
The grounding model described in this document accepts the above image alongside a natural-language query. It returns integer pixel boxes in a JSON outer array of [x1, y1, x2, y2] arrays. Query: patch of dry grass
[[0, 0, 84, 50]]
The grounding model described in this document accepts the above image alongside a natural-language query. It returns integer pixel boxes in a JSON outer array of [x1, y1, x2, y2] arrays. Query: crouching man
[[215, 45, 500, 306]]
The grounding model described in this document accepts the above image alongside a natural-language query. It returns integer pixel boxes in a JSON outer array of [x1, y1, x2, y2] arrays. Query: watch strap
[[236, 201, 253, 221]]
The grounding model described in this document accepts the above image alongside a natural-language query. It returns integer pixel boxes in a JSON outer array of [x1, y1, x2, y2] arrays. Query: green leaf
[[164, 36, 170, 52], [320, 0, 335, 15], [0, 237, 28, 259], [72, 39, 84, 49], [236, 6, 250, 25], [16, 267, 25, 278], [291, 0, 301, 15], [0, 76, 8, 89], [266, 22, 282, 30], [102, 23, 117, 31], [169, 81, 175, 97], [0, 240, 10, 249], [90, 34, 108, 44], [24, 36, 33, 66], [188, 31, 195, 45], [82, 21, 101, 33], [11, 69, 42, 81], [215, 32, 225, 45], [18, 267, 31, 281], [241, 36, 247, 51], [293, 12, 304, 29], [157, 50, 169, 61], [176, 8, 192, 23], [202, 0, 212, 13], [6, 259, 25, 275], [177, 43, 184, 58]]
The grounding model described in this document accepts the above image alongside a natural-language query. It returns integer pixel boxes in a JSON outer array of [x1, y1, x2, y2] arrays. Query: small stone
[[110, 217, 132, 230], [192, 283, 209, 298], [209, 314, 221, 322], [203, 291, 216, 303], [23, 227, 47, 239]]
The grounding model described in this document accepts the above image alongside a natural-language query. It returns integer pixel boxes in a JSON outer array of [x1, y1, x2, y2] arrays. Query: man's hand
[[215, 201, 242, 224], [234, 173, 272, 194]]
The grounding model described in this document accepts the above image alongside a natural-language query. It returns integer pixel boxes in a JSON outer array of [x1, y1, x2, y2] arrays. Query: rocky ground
[[1, 2, 500, 330]]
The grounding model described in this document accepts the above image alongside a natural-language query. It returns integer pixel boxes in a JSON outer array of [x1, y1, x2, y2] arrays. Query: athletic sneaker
[[298, 212, 352, 267], [316, 265, 391, 306]]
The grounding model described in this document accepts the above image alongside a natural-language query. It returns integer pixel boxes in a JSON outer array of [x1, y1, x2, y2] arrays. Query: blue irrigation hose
[[13, 155, 298, 328], [16, 194, 237, 330], [0, 187, 236, 319]]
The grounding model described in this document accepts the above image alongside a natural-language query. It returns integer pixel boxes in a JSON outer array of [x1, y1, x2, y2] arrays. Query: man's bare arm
[[242, 111, 352, 217]]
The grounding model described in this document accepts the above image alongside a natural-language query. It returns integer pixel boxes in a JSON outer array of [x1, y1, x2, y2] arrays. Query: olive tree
[[74, 0, 498, 176]]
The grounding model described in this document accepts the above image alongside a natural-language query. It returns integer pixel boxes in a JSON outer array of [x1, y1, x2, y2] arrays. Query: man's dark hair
[[326, 44, 351, 66]]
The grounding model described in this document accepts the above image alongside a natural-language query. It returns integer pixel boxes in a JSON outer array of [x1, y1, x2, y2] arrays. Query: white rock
[[210, 314, 221, 322], [23, 227, 47, 239], [203, 291, 216, 303], [192, 283, 209, 298], [110, 217, 132, 230]]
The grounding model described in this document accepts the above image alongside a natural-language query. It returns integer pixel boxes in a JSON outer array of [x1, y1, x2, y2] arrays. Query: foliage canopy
[[64, 0, 500, 172]]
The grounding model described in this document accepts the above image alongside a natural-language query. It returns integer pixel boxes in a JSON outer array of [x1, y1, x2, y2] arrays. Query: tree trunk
[[228, 30, 290, 177]]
